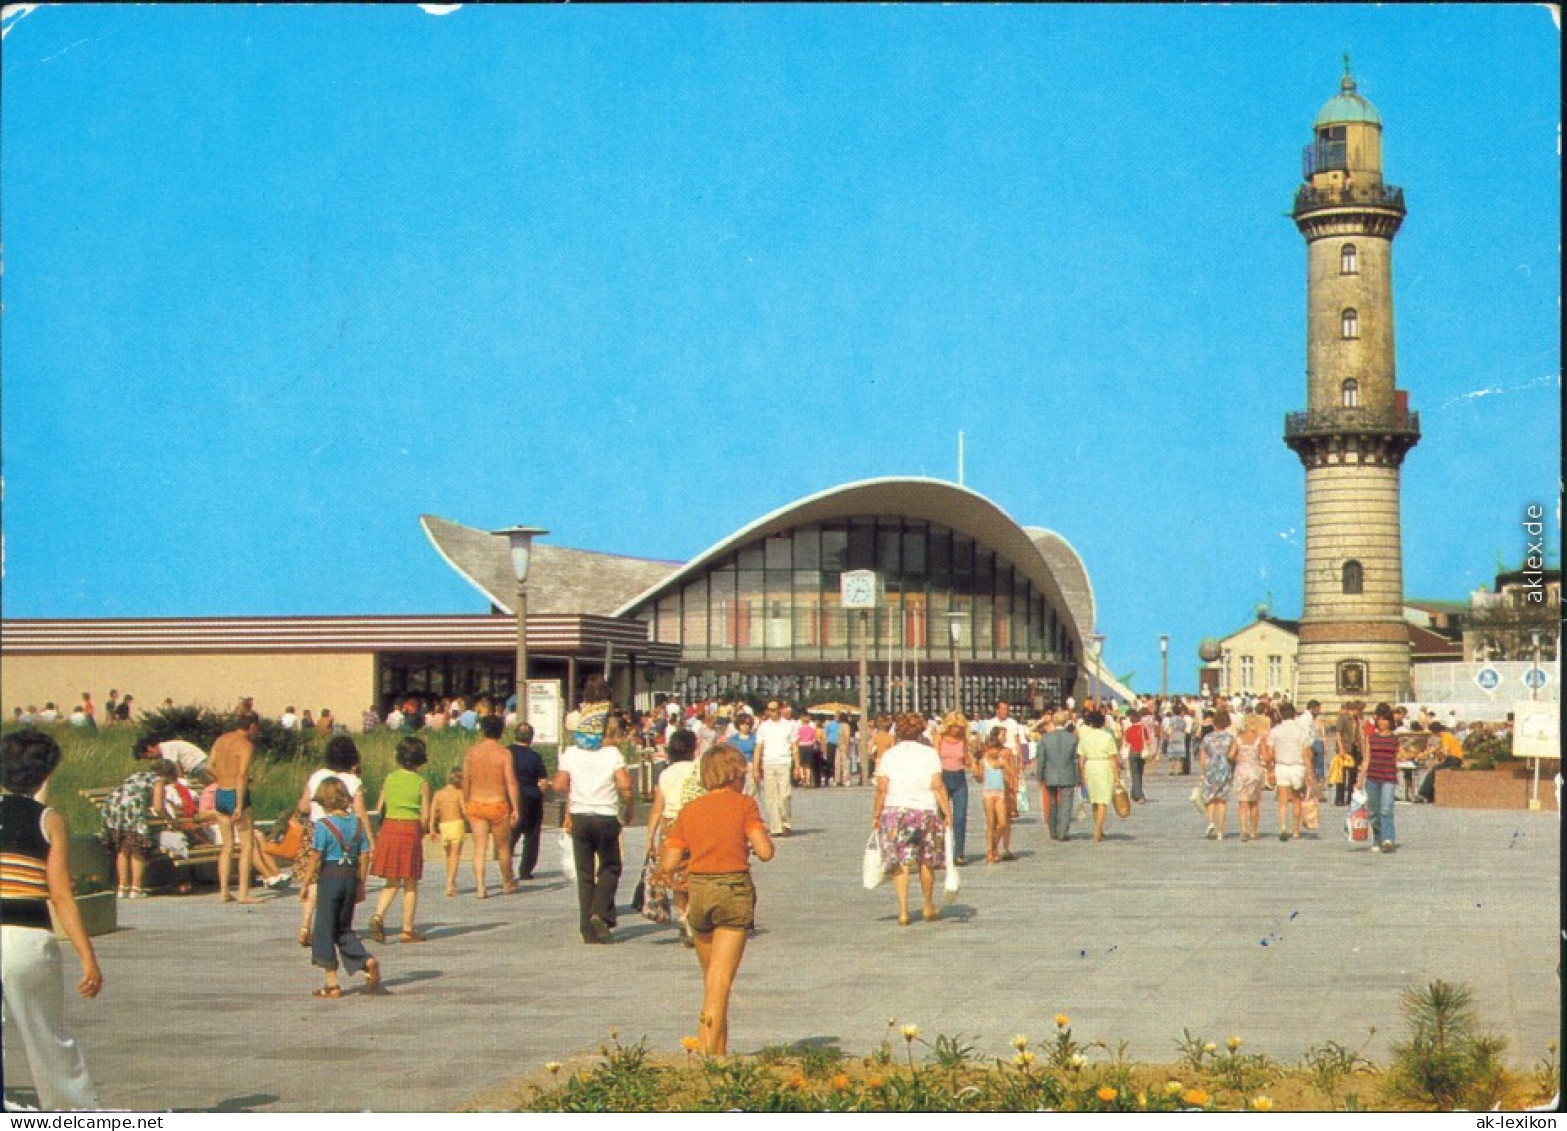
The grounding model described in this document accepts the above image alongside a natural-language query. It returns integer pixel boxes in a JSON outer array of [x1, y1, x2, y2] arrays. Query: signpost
[[1512, 700, 1560, 811], [526, 680, 562, 748]]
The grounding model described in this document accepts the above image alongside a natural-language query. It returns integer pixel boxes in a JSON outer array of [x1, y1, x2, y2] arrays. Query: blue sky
[[2, 4, 1559, 691]]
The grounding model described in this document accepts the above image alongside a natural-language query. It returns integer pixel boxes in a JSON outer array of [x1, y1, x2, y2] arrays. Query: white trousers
[[761, 764, 793, 834], [0, 925, 99, 1111]]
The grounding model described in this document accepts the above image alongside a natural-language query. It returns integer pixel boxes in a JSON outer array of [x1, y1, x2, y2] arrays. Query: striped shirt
[[0, 793, 53, 930], [1364, 732, 1400, 784]]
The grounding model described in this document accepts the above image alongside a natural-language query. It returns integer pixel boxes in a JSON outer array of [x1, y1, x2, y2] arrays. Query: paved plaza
[[3, 771, 1559, 1111]]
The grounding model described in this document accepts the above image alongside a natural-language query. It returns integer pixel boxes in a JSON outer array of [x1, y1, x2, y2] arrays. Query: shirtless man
[[462, 714, 520, 898], [207, 711, 259, 903]]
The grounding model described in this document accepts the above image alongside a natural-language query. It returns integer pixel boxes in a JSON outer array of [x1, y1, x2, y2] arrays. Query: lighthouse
[[1285, 62, 1420, 711]]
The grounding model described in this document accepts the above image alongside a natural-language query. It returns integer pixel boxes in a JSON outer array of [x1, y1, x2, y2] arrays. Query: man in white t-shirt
[[138, 737, 209, 778], [752, 700, 800, 836], [982, 701, 1027, 765], [1264, 703, 1314, 841]]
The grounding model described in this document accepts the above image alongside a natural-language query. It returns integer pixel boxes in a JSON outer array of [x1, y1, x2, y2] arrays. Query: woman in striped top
[[1363, 706, 1401, 854], [1, 730, 102, 1110]]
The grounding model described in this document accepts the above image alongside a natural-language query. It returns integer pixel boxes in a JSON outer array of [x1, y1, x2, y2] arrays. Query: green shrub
[[1385, 980, 1510, 1110]]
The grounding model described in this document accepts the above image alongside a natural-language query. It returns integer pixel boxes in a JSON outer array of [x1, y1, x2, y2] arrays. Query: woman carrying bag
[[1075, 710, 1122, 843]]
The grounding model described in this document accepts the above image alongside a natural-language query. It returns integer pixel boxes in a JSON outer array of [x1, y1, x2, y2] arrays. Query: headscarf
[[574, 701, 611, 751]]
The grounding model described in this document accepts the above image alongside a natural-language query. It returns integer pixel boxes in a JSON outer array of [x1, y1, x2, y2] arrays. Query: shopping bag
[[862, 830, 886, 890], [943, 827, 961, 901], [1189, 786, 1206, 815], [1301, 796, 1320, 831], [1346, 803, 1370, 844], [637, 855, 672, 923], [557, 828, 577, 882], [1112, 782, 1132, 818], [1015, 783, 1031, 814]]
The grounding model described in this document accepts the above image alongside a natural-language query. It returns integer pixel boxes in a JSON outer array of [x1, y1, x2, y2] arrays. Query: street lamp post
[[1090, 633, 1106, 708], [494, 525, 548, 726], [1160, 634, 1169, 700], [947, 606, 965, 713]]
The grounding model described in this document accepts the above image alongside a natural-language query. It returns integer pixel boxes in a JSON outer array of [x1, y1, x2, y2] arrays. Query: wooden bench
[[79, 788, 282, 885]]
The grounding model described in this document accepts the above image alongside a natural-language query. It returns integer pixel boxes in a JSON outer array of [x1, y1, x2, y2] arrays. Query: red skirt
[[371, 818, 424, 881]]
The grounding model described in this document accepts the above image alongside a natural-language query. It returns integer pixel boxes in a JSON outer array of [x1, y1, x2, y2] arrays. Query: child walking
[[368, 738, 431, 943], [429, 768, 467, 897], [975, 729, 1013, 864], [304, 778, 380, 999]]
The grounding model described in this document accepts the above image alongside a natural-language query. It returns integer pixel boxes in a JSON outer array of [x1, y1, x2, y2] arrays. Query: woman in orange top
[[660, 744, 774, 1056]]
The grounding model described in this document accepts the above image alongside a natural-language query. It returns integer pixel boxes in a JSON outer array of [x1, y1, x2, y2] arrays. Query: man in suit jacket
[[1036, 711, 1080, 841]]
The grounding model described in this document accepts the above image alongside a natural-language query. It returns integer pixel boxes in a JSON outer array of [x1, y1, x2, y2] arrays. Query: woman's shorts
[[1274, 764, 1307, 792], [686, 872, 755, 933]]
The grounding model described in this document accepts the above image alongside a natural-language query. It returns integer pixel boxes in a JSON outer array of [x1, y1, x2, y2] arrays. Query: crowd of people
[[0, 677, 1526, 1105]]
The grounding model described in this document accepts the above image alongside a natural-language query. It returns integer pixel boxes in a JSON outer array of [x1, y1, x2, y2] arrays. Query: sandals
[[299, 927, 311, 948], [399, 930, 426, 944], [368, 915, 386, 943], [363, 958, 382, 995], [923, 908, 941, 922], [312, 985, 342, 999], [896, 913, 911, 927]]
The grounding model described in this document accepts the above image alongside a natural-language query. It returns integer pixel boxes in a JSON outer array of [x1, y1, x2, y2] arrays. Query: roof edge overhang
[[611, 477, 1085, 647], [420, 515, 514, 615]]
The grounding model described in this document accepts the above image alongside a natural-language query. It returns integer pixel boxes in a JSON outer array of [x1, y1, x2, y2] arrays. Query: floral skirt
[[877, 807, 945, 872], [102, 828, 157, 858]]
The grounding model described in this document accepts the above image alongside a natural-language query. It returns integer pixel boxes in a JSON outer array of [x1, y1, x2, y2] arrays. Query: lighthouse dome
[[1314, 70, 1382, 129]]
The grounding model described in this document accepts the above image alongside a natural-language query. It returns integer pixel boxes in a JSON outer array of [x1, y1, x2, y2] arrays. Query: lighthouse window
[[1341, 379, 1360, 407], [1342, 560, 1364, 595], [1341, 308, 1359, 339], [1341, 244, 1358, 274]]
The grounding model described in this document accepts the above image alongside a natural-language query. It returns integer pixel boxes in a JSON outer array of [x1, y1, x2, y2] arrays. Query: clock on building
[[841, 570, 881, 609]]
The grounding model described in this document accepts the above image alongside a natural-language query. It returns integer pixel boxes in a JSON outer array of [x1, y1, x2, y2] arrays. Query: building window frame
[[1341, 378, 1359, 407], [1340, 243, 1359, 274], [1342, 559, 1364, 595], [1341, 308, 1359, 339]]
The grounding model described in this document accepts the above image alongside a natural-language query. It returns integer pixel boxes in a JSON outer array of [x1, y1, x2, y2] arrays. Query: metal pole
[[858, 611, 869, 780], [1160, 634, 1169, 700], [516, 583, 529, 726]]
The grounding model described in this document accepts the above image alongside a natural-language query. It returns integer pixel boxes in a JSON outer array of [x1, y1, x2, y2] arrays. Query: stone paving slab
[[3, 771, 1558, 1111]]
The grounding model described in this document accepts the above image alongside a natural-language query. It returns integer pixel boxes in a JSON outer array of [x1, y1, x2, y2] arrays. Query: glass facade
[[638, 518, 1079, 669]]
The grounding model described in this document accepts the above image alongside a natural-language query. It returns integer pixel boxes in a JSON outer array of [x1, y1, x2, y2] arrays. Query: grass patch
[[4, 722, 560, 836]]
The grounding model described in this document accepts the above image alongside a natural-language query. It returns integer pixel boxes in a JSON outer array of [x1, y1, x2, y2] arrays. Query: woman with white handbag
[[869, 713, 954, 926]]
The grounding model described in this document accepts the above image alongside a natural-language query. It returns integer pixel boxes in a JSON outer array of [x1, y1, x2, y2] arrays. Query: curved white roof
[[612, 476, 1087, 646]]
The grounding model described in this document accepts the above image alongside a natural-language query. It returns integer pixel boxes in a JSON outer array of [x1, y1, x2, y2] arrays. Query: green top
[[383, 768, 425, 820], [1314, 71, 1381, 129]]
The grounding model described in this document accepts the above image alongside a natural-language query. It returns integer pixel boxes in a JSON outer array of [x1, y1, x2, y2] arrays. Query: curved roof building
[[607, 477, 1089, 713]]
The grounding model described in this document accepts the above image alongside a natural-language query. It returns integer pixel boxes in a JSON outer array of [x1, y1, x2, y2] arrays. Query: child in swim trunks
[[429, 769, 467, 897]]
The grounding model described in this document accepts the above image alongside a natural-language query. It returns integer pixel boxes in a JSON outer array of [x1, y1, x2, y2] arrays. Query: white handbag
[[557, 828, 577, 883], [861, 830, 886, 890], [943, 827, 961, 900]]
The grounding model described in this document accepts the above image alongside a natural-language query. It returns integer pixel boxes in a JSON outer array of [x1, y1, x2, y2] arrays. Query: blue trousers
[[312, 865, 371, 974], [942, 770, 970, 860], [1365, 779, 1397, 847]]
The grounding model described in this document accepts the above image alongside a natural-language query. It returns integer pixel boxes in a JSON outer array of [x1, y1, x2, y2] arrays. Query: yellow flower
[[1137, 1093, 1148, 1108], [867, 1075, 885, 1088], [832, 1073, 850, 1091], [680, 1037, 700, 1052], [1097, 1087, 1118, 1103], [1068, 1053, 1087, 1069], [1011, 1034, 1029, 1051], [1184, 1088, 1210, 1107], [1253, 1096, 1273, 1112], [901, 1024, 920, 1042], [1203, 1042, 1217, 1055], [1054, 1014, 1070, 1028], [1165, 1081, 1183, 1095], [1014, 1050, 1035, 1066], [1227, 1035, 1243, 1052], [786, 1073, 806, 1090], [545, 1061, 562, 1075]]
